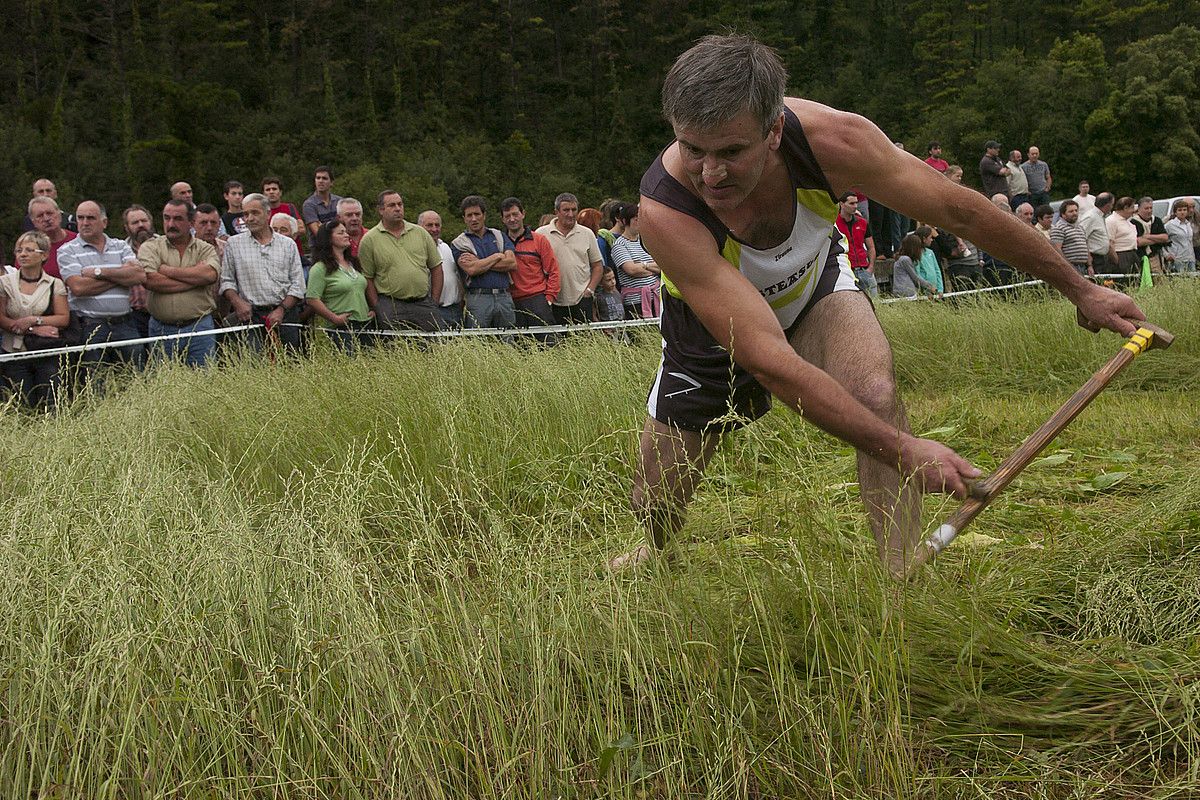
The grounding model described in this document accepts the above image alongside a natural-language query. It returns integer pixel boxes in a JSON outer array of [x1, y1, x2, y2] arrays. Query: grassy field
[[0, 282, 1197, 798]]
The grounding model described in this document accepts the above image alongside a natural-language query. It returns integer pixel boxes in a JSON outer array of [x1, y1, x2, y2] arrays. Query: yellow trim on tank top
[[796, 188, 838, 222], [659, 190, 831, 300], [767, 258, 820, 309]]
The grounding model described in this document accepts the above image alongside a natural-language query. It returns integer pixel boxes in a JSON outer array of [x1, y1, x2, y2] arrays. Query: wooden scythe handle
[[906, 322, 1174, 576]]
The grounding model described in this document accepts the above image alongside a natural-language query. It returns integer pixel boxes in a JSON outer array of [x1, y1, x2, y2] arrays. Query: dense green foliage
[[2, 1, 1199, 239], [0, 283, 1196, 796]]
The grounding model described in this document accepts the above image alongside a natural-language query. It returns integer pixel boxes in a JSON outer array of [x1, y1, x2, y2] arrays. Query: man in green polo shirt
[[359, 189, 444, 332]]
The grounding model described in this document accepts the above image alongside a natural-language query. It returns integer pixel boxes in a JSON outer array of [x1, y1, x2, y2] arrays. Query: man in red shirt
[[262, 176, 306, 258], [501, 196, 561, 343], [27, 196, 77, 279], [924, 142, 949, 173], [337, 198, 368, 256], [834, 192, 877, 296]]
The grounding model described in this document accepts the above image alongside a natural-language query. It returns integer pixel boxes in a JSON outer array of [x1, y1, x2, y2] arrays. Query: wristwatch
[[92, 267, 102, 277], [35, 317, 42, 326]]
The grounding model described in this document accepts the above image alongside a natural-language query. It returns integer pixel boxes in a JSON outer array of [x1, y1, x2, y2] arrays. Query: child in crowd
[[593, 269, 624, 322]]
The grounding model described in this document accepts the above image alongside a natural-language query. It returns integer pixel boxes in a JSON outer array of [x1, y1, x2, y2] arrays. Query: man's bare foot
[[607, 543, 654, 572]]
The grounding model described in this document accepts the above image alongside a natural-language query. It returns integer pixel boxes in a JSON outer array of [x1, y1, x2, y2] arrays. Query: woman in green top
[[306, 219, 374, 352]]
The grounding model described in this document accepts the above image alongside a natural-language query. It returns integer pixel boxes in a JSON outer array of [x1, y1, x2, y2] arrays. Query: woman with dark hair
[[305, 219, 374, 352], [912, 225, 945, 294], [597, 199, 625, 277], [0, 231, 71, 407], [610, 203, 661, 318], [891, 233, 940, 298]]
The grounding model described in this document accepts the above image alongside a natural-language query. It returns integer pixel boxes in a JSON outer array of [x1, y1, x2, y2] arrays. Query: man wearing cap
[[979, 140, 1010, 199]]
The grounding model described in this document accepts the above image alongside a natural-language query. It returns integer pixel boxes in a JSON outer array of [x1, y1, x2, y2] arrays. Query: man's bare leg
[[610, 416, 722, 570], [789, 291, 921, 576]]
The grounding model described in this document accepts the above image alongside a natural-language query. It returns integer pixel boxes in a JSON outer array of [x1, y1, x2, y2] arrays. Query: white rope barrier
[[0, 271, 1192, 363], [0, 323, 264, 364], [279, 317, 663, 339]]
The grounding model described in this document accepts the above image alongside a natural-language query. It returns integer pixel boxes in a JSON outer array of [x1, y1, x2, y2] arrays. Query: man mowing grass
[[613, 34, 1145, 578]]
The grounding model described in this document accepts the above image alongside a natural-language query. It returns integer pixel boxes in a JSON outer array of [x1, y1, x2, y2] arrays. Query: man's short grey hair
[[28, 196, 60, 215], [1137, 196, 1154, 206], [337, 197, 363, 212], [661, 34, 786, 137], [243, 192, 271, 213], [554, 193, 578, 211], [417, 210, 441, 224]]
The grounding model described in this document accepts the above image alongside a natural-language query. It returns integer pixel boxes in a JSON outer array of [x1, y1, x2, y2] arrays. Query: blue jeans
[[149, 315, 216, 367], [853, 268, 878, 297], [435, 303, 464, 330], [79, 315, 144, 367]]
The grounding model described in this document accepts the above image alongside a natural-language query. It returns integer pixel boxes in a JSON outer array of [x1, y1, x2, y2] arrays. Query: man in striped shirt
[[1050, 200, 1092, 277], [58, 200, 147, 369]]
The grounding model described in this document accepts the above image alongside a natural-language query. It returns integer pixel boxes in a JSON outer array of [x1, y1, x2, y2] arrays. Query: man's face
[[171, 182, 193, 202], [501, 206, 524, 234], [31, 203, 62, 235], [194, 211, 221, 242], [124, 209, 153, 238], [929, 146, 942, 157], [1078, 182, 1090, 196], [675, 109, 783, 212], [162, 205, 191, 243], [33, 179, 57, 199], [419, 212, 442, 239], [262, 182, 282, 204], [463, 205, 486, 235], [1137, 200, 1153, 221], [340, 204, 364, 233], [555, 201, 578, 230], [839, 198, 858, 219], [987, 146, 1000, 158], [1009, 150, 1022, 164], [225, 186, 244, 208], [314, 171, 332, 193], [242, 198, 269, 234], [270, 220, 293, 237], [1028, 147, 1040, 162], [75, 202, 107, 240], [1176, 204, 1192, 221], [1016, 205, 1034, 224], [1062, 205, 1078, 223], [379, 194, 405, 225]]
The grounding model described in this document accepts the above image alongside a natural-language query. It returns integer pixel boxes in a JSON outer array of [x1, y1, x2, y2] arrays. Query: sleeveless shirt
[[639, 106, 848, 329]]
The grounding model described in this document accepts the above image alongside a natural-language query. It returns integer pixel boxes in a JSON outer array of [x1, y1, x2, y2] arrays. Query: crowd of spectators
[[844, 140, 1200, 299], [0, 169, 671, 409], [3, 150, 1197, 410]]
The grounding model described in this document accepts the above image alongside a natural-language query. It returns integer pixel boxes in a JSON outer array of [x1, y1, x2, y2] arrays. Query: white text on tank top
[[724, 199, 840, 329]]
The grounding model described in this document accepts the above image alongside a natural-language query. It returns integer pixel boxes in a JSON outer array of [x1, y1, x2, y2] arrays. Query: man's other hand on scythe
[[1070, 282, 1145, 337]]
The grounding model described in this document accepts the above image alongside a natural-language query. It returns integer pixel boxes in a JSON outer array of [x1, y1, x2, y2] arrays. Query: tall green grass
[[0, 282, 1196, 797]]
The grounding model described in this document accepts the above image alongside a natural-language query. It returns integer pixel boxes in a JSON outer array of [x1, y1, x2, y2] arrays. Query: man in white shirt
[[419, 210, 463, 329]]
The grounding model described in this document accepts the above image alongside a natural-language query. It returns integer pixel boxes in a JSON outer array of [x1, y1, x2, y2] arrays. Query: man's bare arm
[[458, 252, 503, 276], [798, 99, 1144, 336], [144, 272, 193, 293], [159, 263, 220, 286], [101, 262, 147, 287]]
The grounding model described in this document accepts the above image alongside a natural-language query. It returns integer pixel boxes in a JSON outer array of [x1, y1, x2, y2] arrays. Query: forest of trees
[[1, 0, 1198, 238]]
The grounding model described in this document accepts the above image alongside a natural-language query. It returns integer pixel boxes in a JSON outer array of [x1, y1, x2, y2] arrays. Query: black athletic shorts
[[646, 257, 861, 433]]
